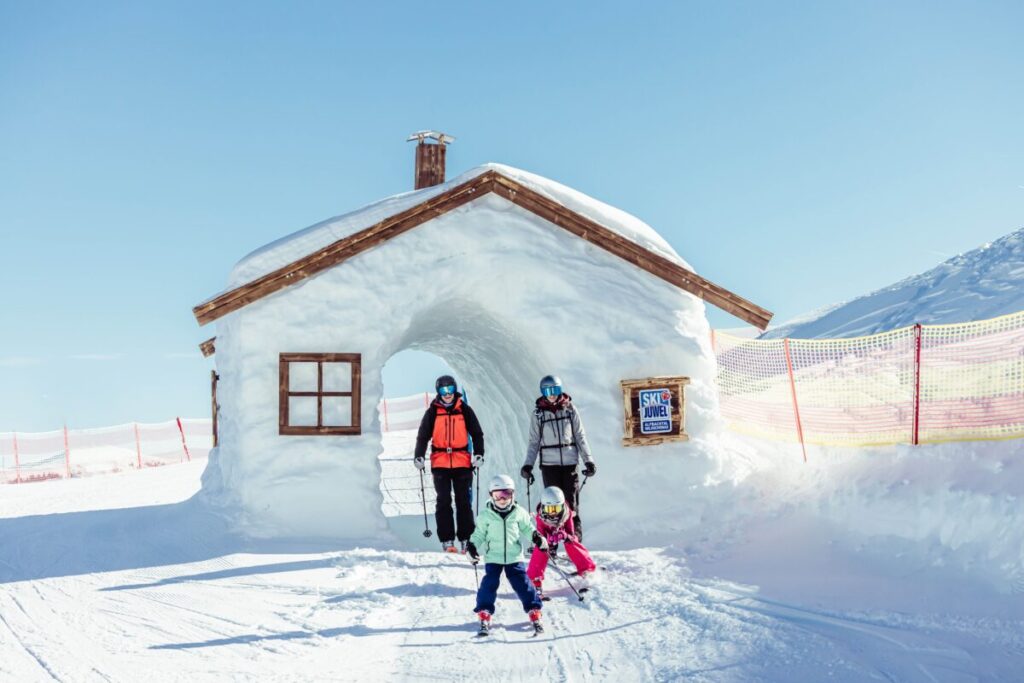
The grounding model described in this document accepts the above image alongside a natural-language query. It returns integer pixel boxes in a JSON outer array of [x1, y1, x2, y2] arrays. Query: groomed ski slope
[[2, 434, 1023, 682]]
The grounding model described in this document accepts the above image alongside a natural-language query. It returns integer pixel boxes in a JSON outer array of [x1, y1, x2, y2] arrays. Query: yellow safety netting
[[714, 310, 1024, 447]]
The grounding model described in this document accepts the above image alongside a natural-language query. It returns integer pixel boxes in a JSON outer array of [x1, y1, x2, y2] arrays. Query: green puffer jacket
[[469, 501, 535, 565]]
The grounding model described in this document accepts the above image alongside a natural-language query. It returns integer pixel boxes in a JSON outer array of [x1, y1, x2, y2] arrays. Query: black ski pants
[[432, 467, 475, 543], [540, 464, 583, 540]]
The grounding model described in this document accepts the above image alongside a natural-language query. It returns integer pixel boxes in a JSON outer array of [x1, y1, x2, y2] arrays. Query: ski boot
[[459, 540, 469, 554], [443, 541, 458, 553], [528, 608, 544, 635], [476, 610, 491, 637]]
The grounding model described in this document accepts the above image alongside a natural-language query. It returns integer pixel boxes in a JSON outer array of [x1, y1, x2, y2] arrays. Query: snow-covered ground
[[762, 227, 1024, 339], [3, 430, 1022, 682]]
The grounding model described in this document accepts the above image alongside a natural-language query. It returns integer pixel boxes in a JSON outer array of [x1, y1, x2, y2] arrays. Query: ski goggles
[[438, 384, 456, 396], [490, 489, 514, 502], [541, 385, 563, 398], [542, 503, 563, 516]]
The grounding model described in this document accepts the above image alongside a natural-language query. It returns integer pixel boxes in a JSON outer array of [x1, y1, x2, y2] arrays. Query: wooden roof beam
[[192, 170, 773, 329]]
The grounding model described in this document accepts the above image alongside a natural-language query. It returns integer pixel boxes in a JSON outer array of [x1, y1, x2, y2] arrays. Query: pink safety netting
[[714, 310, 1024, 449]]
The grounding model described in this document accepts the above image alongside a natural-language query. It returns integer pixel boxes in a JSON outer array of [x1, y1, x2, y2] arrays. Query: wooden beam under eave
[[199, 337, 216, 357]]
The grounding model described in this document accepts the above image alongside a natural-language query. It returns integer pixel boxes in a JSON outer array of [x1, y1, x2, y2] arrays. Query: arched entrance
[[376, 298, 547, 548]]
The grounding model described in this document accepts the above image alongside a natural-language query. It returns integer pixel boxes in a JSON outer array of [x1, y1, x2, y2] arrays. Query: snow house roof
[[192, 163, 773, 329]]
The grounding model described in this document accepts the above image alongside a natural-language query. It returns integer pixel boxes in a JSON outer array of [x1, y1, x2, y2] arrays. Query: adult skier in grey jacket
[[520, 375, 595, 540]]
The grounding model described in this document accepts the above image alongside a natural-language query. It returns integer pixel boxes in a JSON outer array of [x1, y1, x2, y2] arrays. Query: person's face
[[490, 489, 513, 506]]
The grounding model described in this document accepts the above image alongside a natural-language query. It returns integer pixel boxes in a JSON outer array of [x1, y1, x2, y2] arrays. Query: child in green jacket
[[467, 474, 544, 635]]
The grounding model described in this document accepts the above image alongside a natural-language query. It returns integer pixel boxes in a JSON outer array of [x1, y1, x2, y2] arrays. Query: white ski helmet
[[489, 474, 516, 493], [488, 474, 516, 510], [540, 486, 566, 521]]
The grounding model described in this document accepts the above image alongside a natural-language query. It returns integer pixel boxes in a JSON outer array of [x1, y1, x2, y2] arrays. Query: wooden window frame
[[279, 353, 361, 435]]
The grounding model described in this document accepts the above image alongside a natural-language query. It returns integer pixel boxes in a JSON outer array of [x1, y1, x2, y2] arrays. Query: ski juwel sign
[[638, 388, 673, 434], [620, 376, 690, 446]]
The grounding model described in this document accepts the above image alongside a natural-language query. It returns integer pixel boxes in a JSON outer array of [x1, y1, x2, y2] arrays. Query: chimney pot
[[407, 130, 454, 189]]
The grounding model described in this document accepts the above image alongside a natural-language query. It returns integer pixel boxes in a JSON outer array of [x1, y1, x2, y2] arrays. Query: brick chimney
[[407, 130, 455, 189]]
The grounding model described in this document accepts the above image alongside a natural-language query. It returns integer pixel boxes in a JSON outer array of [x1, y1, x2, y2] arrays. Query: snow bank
[[684, 434, 1024, 598], [202, 167, 723, 542]]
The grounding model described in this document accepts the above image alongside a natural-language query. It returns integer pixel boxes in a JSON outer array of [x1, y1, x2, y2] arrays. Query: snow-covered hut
[[193, 138, 771, 542]]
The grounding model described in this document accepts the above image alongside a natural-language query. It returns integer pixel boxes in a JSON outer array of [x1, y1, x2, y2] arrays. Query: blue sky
[[1, 1, 1022, 431]]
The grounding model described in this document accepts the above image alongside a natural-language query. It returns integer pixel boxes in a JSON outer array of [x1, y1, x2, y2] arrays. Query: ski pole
[[472, 559, 479, 591], [419, 469, 433, 538], [575, 472, 590, 517], [548, 554, 584, 602], [475, 466, 480, 517]]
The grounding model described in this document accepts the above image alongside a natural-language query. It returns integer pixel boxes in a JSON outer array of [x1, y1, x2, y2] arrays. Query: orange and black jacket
[[414, 393, 485, 469]]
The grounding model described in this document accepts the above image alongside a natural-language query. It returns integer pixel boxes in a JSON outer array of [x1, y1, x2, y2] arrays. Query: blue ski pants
[[474, 562, 542, 615]]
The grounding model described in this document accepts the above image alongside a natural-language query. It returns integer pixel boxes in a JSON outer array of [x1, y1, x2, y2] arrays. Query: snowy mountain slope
[[2, 432, 1023, 681], [762, 227, 1024, 339]]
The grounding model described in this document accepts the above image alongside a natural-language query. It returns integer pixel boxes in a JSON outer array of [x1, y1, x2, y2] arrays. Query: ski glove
[[466, 541, 479, 561], [414, 457, 426, 472], [520, 465, 535, 485], [532, 531, 549, 551], [583, 461, 596, 477], [473, 454, 484, 467]]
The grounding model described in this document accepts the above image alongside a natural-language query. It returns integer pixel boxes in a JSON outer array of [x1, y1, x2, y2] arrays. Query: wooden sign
[[620, 376, 690, 446]]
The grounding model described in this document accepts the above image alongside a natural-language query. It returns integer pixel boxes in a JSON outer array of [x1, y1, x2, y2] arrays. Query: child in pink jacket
[[526, 486, 596, 594]]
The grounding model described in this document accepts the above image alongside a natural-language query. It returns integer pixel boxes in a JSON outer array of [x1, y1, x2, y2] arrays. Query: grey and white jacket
[[523, 395, 593, 469]]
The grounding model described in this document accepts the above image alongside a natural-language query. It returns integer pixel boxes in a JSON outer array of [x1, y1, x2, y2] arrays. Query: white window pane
[[289, 362, 318, 392], [289, 396, 318, 427], [323, 396, 353, 427], [323, 362, 352, 393]]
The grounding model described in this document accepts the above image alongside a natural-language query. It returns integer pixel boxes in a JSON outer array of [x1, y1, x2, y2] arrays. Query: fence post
[[134, 422, 142, 469], [424, 392, 429, 408], [783, 339, 808, 463], [382, 398, 390, 432], [710, 328, 717, 353], [912, 323, 923, 446], [63, 424, 71, 478], [210, 370, 219, 448], [12, 432, 20, 483], [176, 417, 191, 462]]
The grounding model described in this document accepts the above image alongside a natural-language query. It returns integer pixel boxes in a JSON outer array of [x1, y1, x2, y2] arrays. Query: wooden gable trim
[[199, 337, 216, 357], [488, 175, 773, 329], [193, 172, 493, 326], [193, 170, 773, 329]]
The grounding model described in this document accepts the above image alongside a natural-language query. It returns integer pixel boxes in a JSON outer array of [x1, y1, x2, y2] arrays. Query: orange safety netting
[[714, 310, 1024, 448]]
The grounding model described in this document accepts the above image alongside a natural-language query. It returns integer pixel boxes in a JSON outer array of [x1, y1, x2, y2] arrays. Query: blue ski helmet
[[539, 375, 563, 398]]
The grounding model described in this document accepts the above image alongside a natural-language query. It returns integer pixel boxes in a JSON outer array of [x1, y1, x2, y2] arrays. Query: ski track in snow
[[2, 544, 1013, 682], [2, 462, 1022, 681]]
